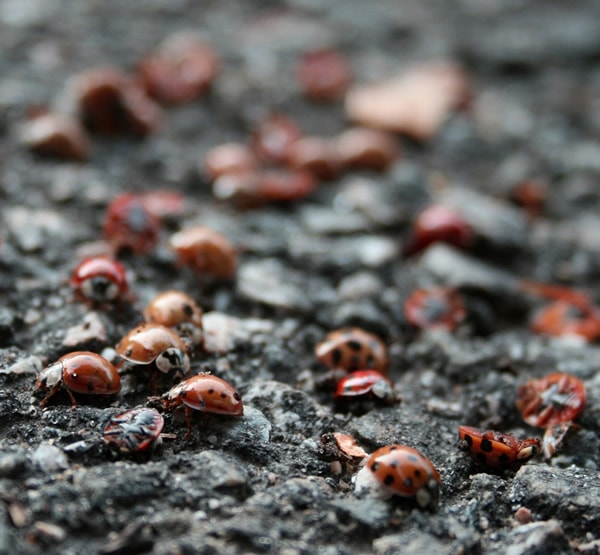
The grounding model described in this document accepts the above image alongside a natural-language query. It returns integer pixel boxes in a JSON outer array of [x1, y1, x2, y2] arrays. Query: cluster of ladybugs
[[311, 326, 588, 510], [36, 252, 243, 453]]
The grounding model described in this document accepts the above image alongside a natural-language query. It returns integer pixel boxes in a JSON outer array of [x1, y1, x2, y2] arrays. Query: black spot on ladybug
[[366, 355, 375, 367], [384, 474, 395, 486], [87, 382, 95, 392], [371, 462, 379, 472], [234, 392, 241, 401], [498, 453, 511, 464], [476, 452, 487, 464], [332, 348, 342, 366], [183, 304, 194, 317], [347, 340, 362, 352], [220, 393, 226, 399], [126, 348, 133, 357], [481, 439, 493, 452], [414, 469, 422, 478], [464, 434, 473, 447], [208, 388, 214, 394], [389, 446, 398, 451]]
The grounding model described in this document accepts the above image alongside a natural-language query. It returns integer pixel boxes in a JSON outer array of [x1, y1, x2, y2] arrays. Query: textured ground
[[1, 1, 600, 554]]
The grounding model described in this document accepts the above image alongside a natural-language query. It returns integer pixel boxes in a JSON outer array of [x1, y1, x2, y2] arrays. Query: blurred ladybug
[[516, 372, 586, 428], [70, 255, 130, 305], [169, 225, 236, 280], [143, 290, 204, 346], [161, 373, 243, 438], [353, 445, 440, 510], [103, 193, 161, 255], [458, 426, 540, 469], [335, 370, 395, 404], [250, 113, 302, 165], [103, 407, 164, 454], [315, 327, 388, 374], [404, 287, 466, 331], [403, 204, 473, 257], [37, 351, 121, 408]]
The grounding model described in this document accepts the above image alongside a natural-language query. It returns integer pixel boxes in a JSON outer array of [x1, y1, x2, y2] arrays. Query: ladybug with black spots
[[315, 327, 388, 374], [353, 445, 440, 510], [458, 426, 540, 468]]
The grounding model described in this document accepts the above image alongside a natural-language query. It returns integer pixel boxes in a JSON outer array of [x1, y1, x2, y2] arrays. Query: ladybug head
[[155, 348, 190, 374]]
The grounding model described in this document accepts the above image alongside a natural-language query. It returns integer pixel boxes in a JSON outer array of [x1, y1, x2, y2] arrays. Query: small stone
[[62, 311, 108, 348], [0, 355, 42, 376], [202, 312, 275, 354], [0, 450, 27, 477], [504, 520, 568, 555], [31, 443, 69, 473], [29, 521, 67, 543], [514, 506, 532, 525]]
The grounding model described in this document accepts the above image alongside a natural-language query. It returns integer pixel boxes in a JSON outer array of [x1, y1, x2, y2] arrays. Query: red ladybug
[[37, 351, 121, 408], [161, 374, 243, 438], [403, 204, 473, 257], [335, 370, 395, 404], [353, 445, 440, 510], [458, 426, 540, 468], [103, 193, 162, 255], [516, 372, 586, 428], [315, 328, 388, 374], [70, 255, 129, 305], [103, 407, 164, 454]]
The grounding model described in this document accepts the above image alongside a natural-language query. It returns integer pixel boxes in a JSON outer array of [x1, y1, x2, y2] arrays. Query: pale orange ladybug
[[169, 225, 236, 280], [143, 290, 203, 346], [315, 327, 388, 374]]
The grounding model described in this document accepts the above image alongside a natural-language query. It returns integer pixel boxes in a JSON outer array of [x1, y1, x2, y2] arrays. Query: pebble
[[0, 355, 42, 376], [62, 312, 108, 348], [202, 312, 275, 354], [31, 443, 69, 473], [503, 520, 568, 555]]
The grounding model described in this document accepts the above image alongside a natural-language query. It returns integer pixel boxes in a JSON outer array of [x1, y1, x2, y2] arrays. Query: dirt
[[1, 1, 600, 554]]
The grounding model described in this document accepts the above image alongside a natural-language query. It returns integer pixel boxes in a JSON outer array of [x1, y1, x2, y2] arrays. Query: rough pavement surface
[[1, 1, 600, 554]]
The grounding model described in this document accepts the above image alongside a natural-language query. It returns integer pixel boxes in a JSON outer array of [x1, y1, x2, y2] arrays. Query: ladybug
[[315, 327, 388, 374], [516, 372, 586, 428], [169, 225, 236, 279], [295, 48, 352, 103], [161, 374, 243, 438], [353, 445, 440, 510], [203, 142, 259, 181], [103, 193, 162, 255], [37, 351, 121, 409], [404, 287, 466, 331], [402, 204, 473, 257], [116, 323, 190, 381], [250, 113, 303, 165], [458, 426, 541, 468], [70, 255, 129, 305], [103, 407, 164, 454], [541, 421, 572, 459], [529, 301, 600, 341], [143, 290, 204, 346], [335, 370, 395, 404]]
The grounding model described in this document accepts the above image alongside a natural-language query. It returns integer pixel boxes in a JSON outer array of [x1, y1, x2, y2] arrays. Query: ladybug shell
[[516, 372, 586, 427], [103, 407, 164, 454], [143, 290, 203, 330], [169, 225, 236, 279], [335, 370, 394, 402], [58, 351, 121, 395], [164, 374, 243, 415], [458, 426, 540, 468], [315, 328, 388, 374], [366, 445, 440, 507], [404, 287, 466, 331], [71, 255, 128, 302], [116, 323, 188, 364]]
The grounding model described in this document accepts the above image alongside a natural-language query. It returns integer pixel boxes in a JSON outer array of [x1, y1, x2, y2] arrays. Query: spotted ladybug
[[161, 373, 243, 438], [315, 328, 388, 374], [70, 255, 129, 305], [143, 290, 204, 346], [353, 445, 440, 510], [103, 407, 164, 454], [37, 351, 121, 408], [335, 370, 395, 404], [458, 426, 540, 468]]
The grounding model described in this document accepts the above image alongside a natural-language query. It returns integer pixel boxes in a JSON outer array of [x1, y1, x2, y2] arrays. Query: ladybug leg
[[39, 382, 62, 408], [65, 388, 78, 409], [184, 406, 193, 440]]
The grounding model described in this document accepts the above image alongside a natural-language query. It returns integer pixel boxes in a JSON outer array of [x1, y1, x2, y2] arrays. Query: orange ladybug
[[353, 445, 440, 510], [315, 328, 388, 374], [458, 426, 540, 468]]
